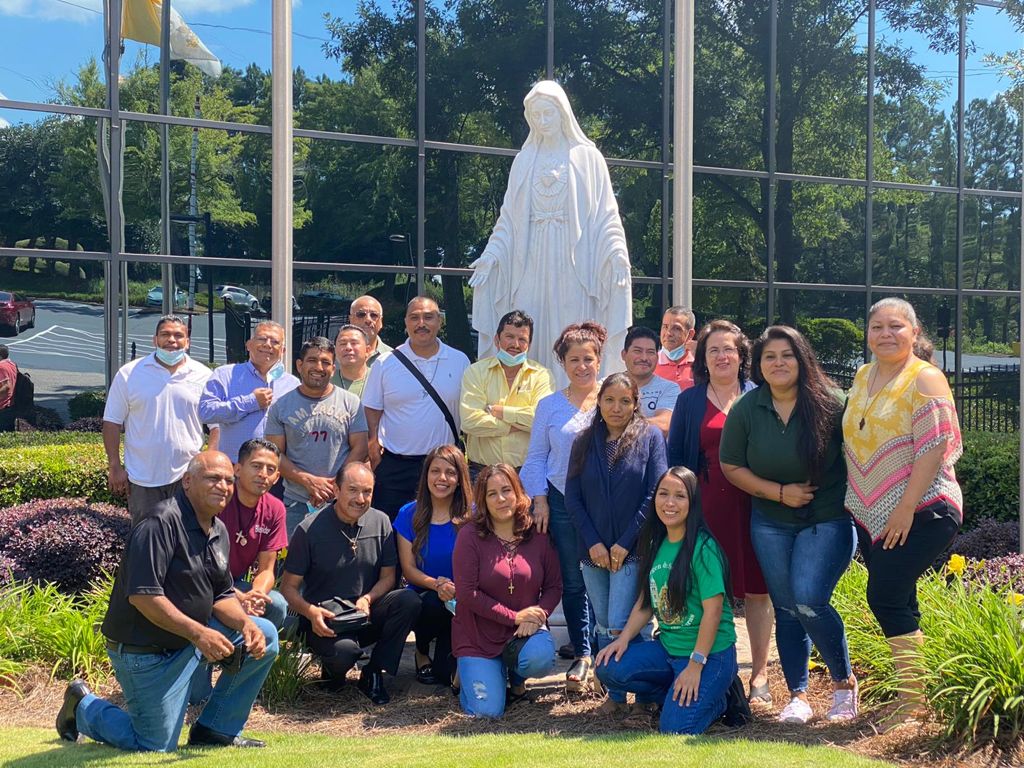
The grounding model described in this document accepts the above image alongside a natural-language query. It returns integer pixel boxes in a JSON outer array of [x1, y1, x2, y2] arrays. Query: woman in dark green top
[[720, 325, 857, 724], [594, 466, 738, 734]]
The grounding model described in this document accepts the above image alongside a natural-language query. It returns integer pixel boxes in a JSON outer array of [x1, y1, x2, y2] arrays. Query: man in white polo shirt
[[362, 296, 470, 520], [103, 315, 219, 524]]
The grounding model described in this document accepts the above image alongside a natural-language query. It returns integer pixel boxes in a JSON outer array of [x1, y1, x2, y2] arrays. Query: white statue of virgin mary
[[469, 80, 632, 380]]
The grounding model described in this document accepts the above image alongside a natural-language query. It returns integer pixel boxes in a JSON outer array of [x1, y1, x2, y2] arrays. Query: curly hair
[[472, 463, 534, 541], [750, 325, 843, 483], [691, 320, 750, 385], [410, 445, 473, 564], [553, 321, 608, 364]]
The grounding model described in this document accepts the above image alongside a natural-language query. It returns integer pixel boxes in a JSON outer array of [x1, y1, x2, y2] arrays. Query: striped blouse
[[842, 358, 963, 541]]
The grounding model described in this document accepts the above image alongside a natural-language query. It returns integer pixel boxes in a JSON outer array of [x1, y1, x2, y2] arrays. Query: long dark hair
[[751, 325, 842, 484], [691, 320, 750, 386], [567, 373, 647, 478], [636, 467, 732, 617], [411, 444, 472, 563], [472, 463, 535, 541]]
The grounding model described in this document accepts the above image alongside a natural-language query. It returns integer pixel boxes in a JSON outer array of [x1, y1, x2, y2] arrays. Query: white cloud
[[0, 0, 102, 23], [174, 0, 256, 14]]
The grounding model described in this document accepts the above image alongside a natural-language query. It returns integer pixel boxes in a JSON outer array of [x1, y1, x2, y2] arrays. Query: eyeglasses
[[253, 336, 283, 348], [707, 346, 739, 358], [353, 310, 381, 320]]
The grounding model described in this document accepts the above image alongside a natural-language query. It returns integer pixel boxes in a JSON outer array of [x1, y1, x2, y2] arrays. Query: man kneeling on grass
[[56, 451, 277, 752]]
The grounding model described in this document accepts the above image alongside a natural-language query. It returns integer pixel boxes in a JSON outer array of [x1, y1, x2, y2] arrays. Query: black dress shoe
[[557, 642, 575, 660], [357, 667, 390, 705], [188, 722, 266, 748], [56, 679, 91, 742]]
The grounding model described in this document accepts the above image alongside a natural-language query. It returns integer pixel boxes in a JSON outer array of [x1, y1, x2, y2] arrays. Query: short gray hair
[[868, 297, 919, 329], [663, 306, 696, 330]]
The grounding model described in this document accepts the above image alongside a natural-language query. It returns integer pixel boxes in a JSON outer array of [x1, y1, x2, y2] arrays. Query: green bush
[[0, 431, 102, 449], [798, 317, 863, 369], [0, 439, 114, 506], [959, 431, 1020, 528], [836, 560, 1024, 745], [68, 389, 107, 420], [0, 575, 113, 684]]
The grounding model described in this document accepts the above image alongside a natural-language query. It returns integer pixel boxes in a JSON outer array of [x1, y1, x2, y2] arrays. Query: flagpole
[[271, 0, 293, 367], [671, 0, 694, 306], [160, 0, 173, 313]]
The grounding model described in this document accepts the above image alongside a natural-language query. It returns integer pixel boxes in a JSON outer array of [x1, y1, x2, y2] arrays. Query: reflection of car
[[215, 285, 261, 312], [0, 292, 35, 335], [260, 295, 301, 314], [145, 285, 187, 308]]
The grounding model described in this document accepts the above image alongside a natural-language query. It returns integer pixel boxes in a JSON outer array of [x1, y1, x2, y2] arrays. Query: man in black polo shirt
[[281, 462, 420, 705], [55, 451, 278, 752]]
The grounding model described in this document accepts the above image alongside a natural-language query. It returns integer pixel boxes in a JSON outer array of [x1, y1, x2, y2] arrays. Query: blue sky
[[0, 0, 1020, 124]]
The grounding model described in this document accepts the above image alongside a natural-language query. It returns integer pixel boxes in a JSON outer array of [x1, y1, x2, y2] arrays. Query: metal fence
[[825, 363, 1020, 433]]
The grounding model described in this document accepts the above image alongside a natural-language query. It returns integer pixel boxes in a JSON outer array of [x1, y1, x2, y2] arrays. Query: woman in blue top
[[395, 444, 472, 686], [520, 321, 606, 692], [565, 372, 667, 713], [595, 466, 739, 733]]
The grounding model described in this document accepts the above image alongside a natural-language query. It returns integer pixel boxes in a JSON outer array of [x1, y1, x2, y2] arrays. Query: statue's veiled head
[[522, 80, 595, 149]]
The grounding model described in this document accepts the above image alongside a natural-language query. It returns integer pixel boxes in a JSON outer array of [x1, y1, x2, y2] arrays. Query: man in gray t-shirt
[[622, 325, 678, 436], [265, 338, 368, 537]]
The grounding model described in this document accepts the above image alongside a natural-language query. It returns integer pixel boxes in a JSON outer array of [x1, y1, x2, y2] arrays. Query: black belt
[[382, 448, 427, 462], [105, 639, 169, 655]]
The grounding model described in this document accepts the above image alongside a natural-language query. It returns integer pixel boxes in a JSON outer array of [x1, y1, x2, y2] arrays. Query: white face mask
[[496, 348, 528, 367], [663, 344, 687, 362]]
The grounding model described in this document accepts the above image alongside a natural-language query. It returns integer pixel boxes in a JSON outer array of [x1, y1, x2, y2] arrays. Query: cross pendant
[[351, 541, 358, 554], [858, 417, 866, 430], [508, 583, 514, 594], [235, 531, 247, 547]]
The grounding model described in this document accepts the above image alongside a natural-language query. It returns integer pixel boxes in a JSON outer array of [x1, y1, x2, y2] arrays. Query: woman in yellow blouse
[[842, 298, 963, 728]]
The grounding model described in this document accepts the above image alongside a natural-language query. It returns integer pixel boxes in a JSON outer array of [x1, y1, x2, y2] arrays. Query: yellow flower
[[947, 554, 966, 576], [1007, 593, 1024, 608], [808, 659, 820, 671]]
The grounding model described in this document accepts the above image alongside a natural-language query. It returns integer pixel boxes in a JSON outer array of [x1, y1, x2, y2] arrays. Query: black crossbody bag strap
[[391, 349, 462, 446]]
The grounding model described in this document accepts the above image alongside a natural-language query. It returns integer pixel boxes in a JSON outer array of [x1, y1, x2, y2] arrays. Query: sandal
[[748, 681, 773, 706], [506, 685, 529, 706], [415, 661, 438, 686], [565, 657, 592, 693]]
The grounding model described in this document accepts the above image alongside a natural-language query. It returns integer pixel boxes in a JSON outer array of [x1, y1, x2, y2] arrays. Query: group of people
[[55, 292, 963, 752]]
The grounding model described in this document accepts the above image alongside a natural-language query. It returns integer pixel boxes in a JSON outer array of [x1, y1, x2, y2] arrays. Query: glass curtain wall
[[0, 0, 1020, 426]]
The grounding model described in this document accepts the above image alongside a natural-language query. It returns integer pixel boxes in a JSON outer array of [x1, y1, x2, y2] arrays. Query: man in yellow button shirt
[[459, 310, 556, 480]]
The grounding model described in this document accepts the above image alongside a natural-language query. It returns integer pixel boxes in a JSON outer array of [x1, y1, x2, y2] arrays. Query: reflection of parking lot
[[6, 300, 227, 375]]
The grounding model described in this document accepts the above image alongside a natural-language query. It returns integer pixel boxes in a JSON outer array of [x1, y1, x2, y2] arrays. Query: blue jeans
[[596, 640, 738, 734], [750, 508, 856, 692], [457, 630, 556, 718], [546, 485, 591, 658], [234, 578, 288, 631], [76, 617, 278, 752], [580, 561, 649, 700]]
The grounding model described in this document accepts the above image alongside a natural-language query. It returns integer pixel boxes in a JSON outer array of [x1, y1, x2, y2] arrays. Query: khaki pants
[[128, 479, 182, 525]]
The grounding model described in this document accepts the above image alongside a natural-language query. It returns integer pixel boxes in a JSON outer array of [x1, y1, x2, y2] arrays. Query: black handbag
[[319, 597, 371, 634], [501, 635, 531, 670], [720, 674, 753, 727]]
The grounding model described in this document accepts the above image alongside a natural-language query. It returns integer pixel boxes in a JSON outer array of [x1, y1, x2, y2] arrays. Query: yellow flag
[[122, 0, 222, 78]]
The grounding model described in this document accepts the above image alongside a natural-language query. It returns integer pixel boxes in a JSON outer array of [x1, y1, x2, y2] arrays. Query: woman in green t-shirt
[[594, 466, 739, 734]]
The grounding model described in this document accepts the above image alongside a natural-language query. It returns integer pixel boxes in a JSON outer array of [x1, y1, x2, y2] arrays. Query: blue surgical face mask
[[155, 347, 187, 366], [496, 348, 528, 367], [663, 344, 687, 362], [267, 361, 285, 381]]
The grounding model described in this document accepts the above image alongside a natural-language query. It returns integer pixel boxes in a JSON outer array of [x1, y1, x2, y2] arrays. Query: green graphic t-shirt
[[648, 531, 736, 657]]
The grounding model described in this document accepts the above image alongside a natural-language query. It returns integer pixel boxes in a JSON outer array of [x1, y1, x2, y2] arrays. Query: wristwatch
[[484, 404, 492, 415], [689, 650, 707, 666]]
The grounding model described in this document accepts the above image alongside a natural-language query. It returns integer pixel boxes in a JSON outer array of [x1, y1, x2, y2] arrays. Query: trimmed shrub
[[30, 405, 64, 431], [0, 438, 113, 505], [959, 431, 1020, 527], [66, 417, 104, 432], [68, 389, 107, 420], [0, 498, 129, 593], [0, 430, 102, 449], [948, 518, 1020, 561], [798, 317, 863, 369]]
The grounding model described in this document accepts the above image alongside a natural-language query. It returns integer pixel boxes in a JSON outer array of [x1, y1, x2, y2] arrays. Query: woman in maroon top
[[451, 463, 562, 717]]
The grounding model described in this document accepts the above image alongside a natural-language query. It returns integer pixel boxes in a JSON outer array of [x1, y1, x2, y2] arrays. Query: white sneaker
[[826, 683, 859, 721], [778, 696, 814, 724]]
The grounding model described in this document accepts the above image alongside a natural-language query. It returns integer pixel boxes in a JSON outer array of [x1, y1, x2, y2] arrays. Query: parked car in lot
[[260, 295, 301, 314], [145, 285, 188, 308], [0, 292, 35, 335], [215, 284, 261, 312]]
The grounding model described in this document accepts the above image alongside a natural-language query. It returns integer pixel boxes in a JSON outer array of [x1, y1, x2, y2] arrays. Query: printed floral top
[[842, 357, 963, 541]]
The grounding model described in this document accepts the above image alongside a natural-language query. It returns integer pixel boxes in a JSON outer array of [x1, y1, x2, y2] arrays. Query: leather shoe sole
[[188, 722, 266, 748], [56, 679, 91, 742]]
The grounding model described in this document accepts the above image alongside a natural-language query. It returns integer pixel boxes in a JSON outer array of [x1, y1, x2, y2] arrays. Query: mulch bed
[[3, 662, 1021, 767]]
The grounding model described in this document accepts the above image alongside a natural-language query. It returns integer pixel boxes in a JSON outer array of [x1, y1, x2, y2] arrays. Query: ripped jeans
[[750, 508, 856, 693], [456, 630, 556, 718]]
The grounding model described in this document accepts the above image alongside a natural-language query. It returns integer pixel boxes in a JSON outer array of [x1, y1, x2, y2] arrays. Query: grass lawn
[[2, 728, 892, 768]]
